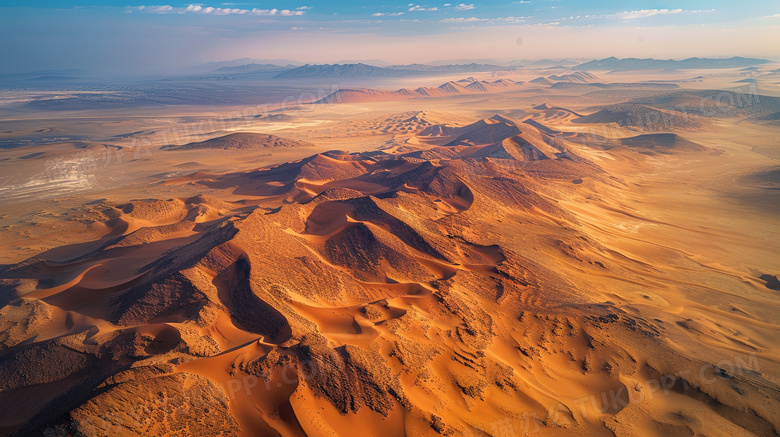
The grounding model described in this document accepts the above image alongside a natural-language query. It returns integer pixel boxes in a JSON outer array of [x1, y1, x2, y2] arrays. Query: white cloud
[[140, 5, 174, 13], [442, 16, 486, 22], [408, 5, 438, 11], [612, 8, 682, 20], [132, 4, 306, 16], [599, 8, 713, 21], [455, 3, 475, 11], [442, 15, 529, 25]]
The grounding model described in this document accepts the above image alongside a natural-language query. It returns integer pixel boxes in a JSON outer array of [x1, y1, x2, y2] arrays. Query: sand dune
[[547, 71, 597, 83], [2, 81, 780, 437], [464, 81, 491, 92], [444, 117, 522, 147], [529, 76, 553, 85], [619, 133, 709, 154], [491, 79, 519, 86], [573, 104, 708, 130], [162, 132, 316, 151], [310, 71, 689, 106], [438, 81, 466, 94], [320, 72, 683, 108], [316, 79, 524, 104]]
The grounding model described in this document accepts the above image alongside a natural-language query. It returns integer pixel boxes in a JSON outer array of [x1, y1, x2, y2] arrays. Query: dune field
[[1, 64, 779, 437]]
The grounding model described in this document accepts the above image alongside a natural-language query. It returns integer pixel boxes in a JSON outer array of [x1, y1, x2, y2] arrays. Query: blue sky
[[1, 1, 778, 73]]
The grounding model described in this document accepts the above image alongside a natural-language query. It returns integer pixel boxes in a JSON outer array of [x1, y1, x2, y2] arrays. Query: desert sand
[[1, 66, 779, 436]]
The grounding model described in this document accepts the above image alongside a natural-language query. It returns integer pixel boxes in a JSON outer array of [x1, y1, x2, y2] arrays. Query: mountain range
[[573, 56, 771, 71]]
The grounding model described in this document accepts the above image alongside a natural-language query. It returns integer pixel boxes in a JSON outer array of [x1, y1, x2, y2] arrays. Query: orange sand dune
[[1, 92, 779, 437]]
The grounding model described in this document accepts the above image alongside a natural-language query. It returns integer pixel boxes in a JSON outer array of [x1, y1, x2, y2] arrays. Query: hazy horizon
[[1, 1, 779, 74]]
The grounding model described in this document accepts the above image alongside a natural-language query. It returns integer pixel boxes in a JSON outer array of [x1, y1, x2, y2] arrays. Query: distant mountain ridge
[[182, 58, 304, 73], [573, 57, 770, 71], [274, 63, 511, 78], [274, 63, 419, 78], [190, 57, 771, 76], [385, 63, 510, 72], [215, 63, 297, 73]]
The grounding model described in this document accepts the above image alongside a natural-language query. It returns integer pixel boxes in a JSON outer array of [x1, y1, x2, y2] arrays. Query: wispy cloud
[[137, 5, 173, 13], [541, 8, 713, 24], [613, 8, 682, 20], [442, 15, 529, 25], [605, 8, 703, 21], [455, 3, 475, 11], [373, 12, 405, 17], [442, 16, 486, 22], [408, 4, 438, 12], [605, 8, 715, 21], [131, 4, 306, 16]]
